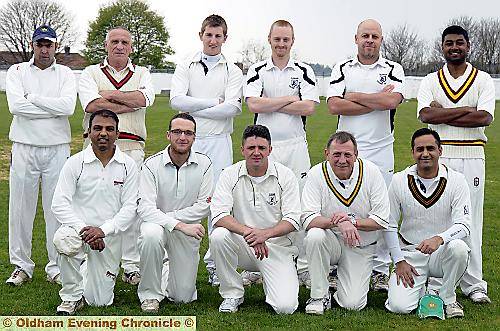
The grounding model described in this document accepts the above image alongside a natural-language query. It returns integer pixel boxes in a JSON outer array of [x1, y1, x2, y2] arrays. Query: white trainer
[[305, 296, 331, 315], [141, 299, 160, 313], [241, 271, 262, 286], [445, 301, 464, 318], [56, 297, 85, 315], [298, 271, 311, 289], [6, 268, 31, 286], [122, 271, 141, 285], [207, 267, 220, 286], [469, 290, 491, 304], [371, 271, 389, 292], [219, 297, 244, 313]]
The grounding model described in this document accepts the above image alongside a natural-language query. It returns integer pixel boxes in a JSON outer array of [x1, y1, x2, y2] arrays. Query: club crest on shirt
[[464, 205, 469, 215], [289, 77, 299, 89], [267, 192, 278, 206], [474, 177, 480, 187], [377, 73, 387, 85]]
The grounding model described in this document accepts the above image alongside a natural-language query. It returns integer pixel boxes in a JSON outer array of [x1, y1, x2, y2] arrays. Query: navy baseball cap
[[32, 25, 57, 42]]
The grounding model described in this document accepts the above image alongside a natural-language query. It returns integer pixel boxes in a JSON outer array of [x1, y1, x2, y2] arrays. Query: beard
[[445, 52, 467, 64]]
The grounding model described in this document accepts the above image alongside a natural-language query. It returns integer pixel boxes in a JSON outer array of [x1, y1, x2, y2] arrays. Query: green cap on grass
[[417, 294, 445, 320]]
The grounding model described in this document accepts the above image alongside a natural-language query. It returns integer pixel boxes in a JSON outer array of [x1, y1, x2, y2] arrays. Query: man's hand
[[382, 84, 395, 93], [331, 212, 350, 225], [89, 238, 106, 252], [430, 101, 443, 108], [337, 221, 361, 247], [416, 236, 444, 255], [99, 90, 120, 102], [395, 260, 419, 288], [252, 242, 269, 260], [243, 228, 270, 246], [175, 222, 205, 240], [80, 226, 105, 244]]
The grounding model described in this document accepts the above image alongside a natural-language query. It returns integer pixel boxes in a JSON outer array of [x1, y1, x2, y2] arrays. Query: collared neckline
[[326, 158, 360, 187], [191, 51, 228, 65], [29, 56, 57, 70], [238, 159, 278, 179], [162, 145, 199, 167], [264, 57, 295, 71], [408, 163, 449, 181], [100, 57, 135, 73], [349, 55, 389, 69], [443, 62, 472, 80], [83, 144, 125, 165]]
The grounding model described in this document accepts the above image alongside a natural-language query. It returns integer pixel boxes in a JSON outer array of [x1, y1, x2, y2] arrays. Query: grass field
[[0, 91, 498, 330]]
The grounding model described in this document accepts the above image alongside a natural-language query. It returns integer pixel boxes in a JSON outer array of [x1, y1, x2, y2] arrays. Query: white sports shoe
[[219, 297, 244, 313], [328, 269, 338, 290], [469, 290, 491, 304], [241, 271, 262, 286], [297, 271, 311, 289], [445, 301, 464, 318], [47, 273, 62, 285], [207, 267, 220, 286], [141, 299, 160, 313], [122, 271, 141, 285], [305, 296, 331, 315], [6, 268, 31, 286], [371, 271, 389, 292], [56, 297, 85, 315]]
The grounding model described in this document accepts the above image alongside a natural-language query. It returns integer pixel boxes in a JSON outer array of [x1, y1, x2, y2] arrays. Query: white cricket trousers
[[305, 228, 375, 311], [137, 222, 200, 303], [270, 135, 311, 274], [441, 157, 487, 295], [194, 134, 233, 269], [210, 227, 299, 314], [358, 145, 393, 276], [9, 142, 70, 278], [57, 231, 122, 306], [120, 149, 143, 274], [385, 239, 470, 313]]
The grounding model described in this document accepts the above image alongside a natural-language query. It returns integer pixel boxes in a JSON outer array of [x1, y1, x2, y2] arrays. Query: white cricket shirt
[[6, 57, 76, 146], [138, 146, 213, 232]]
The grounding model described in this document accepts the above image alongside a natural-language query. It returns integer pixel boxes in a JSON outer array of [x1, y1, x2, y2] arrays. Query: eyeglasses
[[170, 129, 195, 137]]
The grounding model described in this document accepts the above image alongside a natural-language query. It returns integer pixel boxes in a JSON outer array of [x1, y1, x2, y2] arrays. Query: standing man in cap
[[5, 25, 76, 286], [51, 109, 139, 315], [170, 14, 243, 286], [78, 26, 155, 285], [327, 19, 406, 290]]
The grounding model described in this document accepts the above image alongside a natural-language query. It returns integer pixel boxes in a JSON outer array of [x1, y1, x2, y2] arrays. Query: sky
[[2, 0, 498, 66]]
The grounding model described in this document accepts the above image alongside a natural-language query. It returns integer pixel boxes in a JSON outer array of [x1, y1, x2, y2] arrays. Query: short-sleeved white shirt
[[245, 58, 320, 142], [301, 158, 390, 247], [327, 56, 405, 151], [170, 52, 243, 137], [417, 63, 495, 159], [210, 160, 301, 247]]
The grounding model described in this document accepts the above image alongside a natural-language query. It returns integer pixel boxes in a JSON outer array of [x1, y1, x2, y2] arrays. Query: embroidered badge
[[289, 77, 299, 89], [267, 192, 277, 206], [377, 73, 387, 84], [473, 177, 479, 187]]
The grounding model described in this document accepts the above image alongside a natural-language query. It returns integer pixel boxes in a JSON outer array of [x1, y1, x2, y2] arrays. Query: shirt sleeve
[[476, 73, 495, 118], [100, 160, 139, 236], [383, 176, 405, 264], [170, 95, 219, 113], [438, 173, 471, 242], [137, 162, 180, 232], [389, 63, 406, 99], [51, 155, 87, 230], [210, 168, 235, 226], [367, 164, 390, 229], [298, 64, 320, 103], [326, 61, 347, 99], [301, 168, 323, 230], [174, 162, 214, 223], [279, 167, 301, 230], [417, 75, 433, 117], [6, 65, 55, 119], [26, 67, 76, 116], [244, 63, 264, 98], [138, 68, 155, 107], [78, 66, 102, 111]]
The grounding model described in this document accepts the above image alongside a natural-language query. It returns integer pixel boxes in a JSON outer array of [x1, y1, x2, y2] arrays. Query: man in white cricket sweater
[[6, 25, 76, 286], [417, 25, 494, 304], [170, 14, 243, 286], [79, 27, 155, 285], [384, 128, 471, 318], [302, 131, 390, 315], [137, 113, 213, 313]]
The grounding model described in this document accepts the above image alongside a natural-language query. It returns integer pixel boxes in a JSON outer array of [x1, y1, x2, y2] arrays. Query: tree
[[239, 39, 269, 69], [381, 24, 427, 75], [83, 0, 174, 69], [0, 0, 77, 62]]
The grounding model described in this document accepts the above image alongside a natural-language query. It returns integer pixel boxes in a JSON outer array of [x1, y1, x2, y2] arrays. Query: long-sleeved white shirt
[[210, 160, 301, 247], [383, 163, 472, 264], [170, 51, 243, 137], [137, 147, 213, 232], [6, 57, 76, 146], [51, 145, 139, 236]]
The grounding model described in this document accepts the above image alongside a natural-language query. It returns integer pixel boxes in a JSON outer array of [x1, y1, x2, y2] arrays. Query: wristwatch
[[348, 213, 357, 227]]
